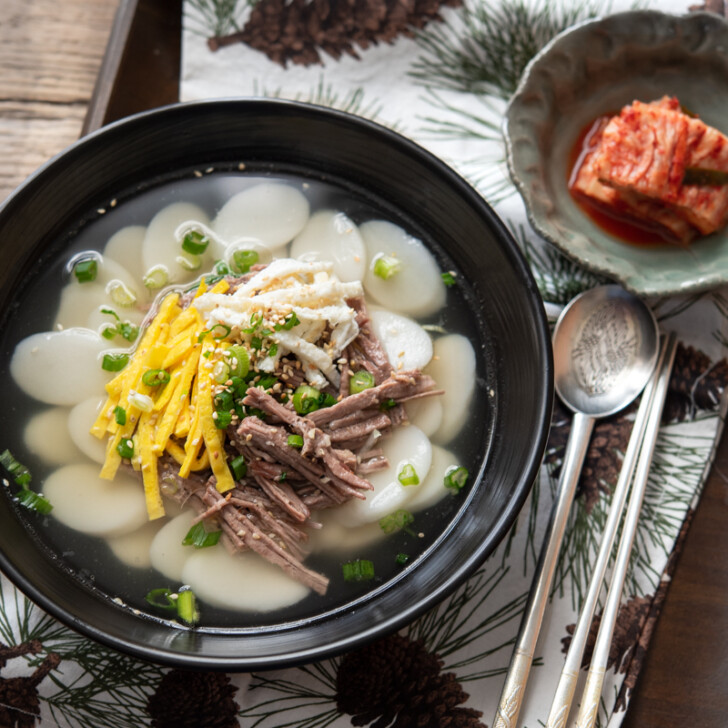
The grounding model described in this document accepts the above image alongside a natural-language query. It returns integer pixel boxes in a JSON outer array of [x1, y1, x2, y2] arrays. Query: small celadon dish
[[504, 10, 728, 297]]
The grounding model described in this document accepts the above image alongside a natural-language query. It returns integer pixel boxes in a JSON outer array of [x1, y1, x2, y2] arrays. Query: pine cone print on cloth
[[546, 399, 635, 513], [663, 343, 728, 422], [0, 640, 60, 728], [208, 0, 462, 67], [336, 633, 484, 728], [561, 595, 652, 672], [147, 669, 239, 728]]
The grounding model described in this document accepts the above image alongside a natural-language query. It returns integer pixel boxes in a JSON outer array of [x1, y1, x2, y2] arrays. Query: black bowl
[[0, 99, 552, 670]]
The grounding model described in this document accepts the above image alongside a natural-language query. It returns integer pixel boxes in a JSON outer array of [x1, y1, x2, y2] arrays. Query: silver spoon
[[493, 284, 658, 728]]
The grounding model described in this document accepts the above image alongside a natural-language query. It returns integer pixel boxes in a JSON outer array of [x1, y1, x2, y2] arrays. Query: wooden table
[[1, 0, 727, 724]]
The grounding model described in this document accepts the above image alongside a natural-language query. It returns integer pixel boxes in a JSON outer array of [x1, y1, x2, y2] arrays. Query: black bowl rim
[[0, 97, 553, 669]]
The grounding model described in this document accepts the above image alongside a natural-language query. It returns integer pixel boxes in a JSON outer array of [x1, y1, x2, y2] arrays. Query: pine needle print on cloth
[[0, 1, 726, 727]]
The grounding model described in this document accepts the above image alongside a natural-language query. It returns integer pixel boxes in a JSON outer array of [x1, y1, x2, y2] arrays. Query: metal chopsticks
[[545, 331, 676, 728], [571, 331, 677, 728]]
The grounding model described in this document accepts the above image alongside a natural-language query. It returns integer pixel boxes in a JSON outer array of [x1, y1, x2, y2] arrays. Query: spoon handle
[[493, 411, 595, 728], [574, 332, 677, 728], [545, 334, 669, 728]]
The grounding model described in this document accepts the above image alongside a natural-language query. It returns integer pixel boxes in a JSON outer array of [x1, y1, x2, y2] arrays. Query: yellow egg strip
[[195, 338, 234, 493], [153, 350, 200, 453], [138, 410, 165, 520], [92, 283, 241, 518]]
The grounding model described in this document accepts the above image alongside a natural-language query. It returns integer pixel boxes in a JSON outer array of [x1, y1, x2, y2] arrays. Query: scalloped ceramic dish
[[504, 10, 728, 297]]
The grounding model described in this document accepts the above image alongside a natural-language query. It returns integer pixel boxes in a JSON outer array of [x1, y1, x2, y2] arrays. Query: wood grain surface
[[0, 1, 727, 726]]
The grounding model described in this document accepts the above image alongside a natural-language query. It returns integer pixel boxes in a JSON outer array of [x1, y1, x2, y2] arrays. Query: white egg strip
[[361, 220, 446, 317], [149, 511, 196, 582], [11, 329, 114, 406], [212, 183, 310, 248], [290, 209, 367, 282], [68, 397, 108, 465], [43, 463, 148, 537], [369, 309, 433, 372], [426, 334, 477, 445], [407, 445, 461, 511], [335, 425, 432, 526], [182, 546, 310, 612], [24, 408, 84, 466]]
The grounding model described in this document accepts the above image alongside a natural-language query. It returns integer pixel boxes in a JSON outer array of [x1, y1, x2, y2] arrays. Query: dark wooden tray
[[79, 4, 728, 723], [82, 0, 182, 135]]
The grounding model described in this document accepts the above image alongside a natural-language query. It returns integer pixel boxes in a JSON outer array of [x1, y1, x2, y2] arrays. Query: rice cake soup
[[0, 173, 489, 627]]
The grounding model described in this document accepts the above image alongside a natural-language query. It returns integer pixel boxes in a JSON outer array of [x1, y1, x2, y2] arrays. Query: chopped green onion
[[143, 265, 169, 290], [444, 465, 469, 493], [274, 312, 300, 331], [145, 588, 177, 611], [197, 324, 232, 343], [102, 353, 129, 372], [342, 559, 375, 582], [118, 322, 139, 342], [0, 450, 31, 487], [287, 434, 304, 448], [378, 509, 415, 535], [181, 230, 210, 256], [107, 280, 137, 307], [349, 370, 375, 394], [182, 522, 222, 549], [176, 254, 202, 271], [214, 410, 232, 429], [230, 454, 247, 480], [278, 471, 287, 482], [73, 258, 98, 283], [380, 398, 397, 411], [683, 167, 728, 186], [117, 439, 134, 459], [268, 343, 278, 358], [209, 359, 228, 384], [0, 451, 52, 514], [16, 489, 52, 515], [292, 385, 321, 415], [373, 254, 402, 280], [232, 249, 259, 274], [250, 336, 262, 350], [318, 392, 337, 408], [398, 464, 419, 486], [214, 260, 230, 275], [142, 369, 170, 387], [242, 311, 263, 334], [176, 589, 200, 625], [214, 389, 234, 412], [114, 406, 127, 425], [226, 345, 250, 378], [256, 375, 278, 390], [128, 390, 153, 412], [441, 271, 456, 287], [395, 553, 410, 565], [100, 309, 139, 343]]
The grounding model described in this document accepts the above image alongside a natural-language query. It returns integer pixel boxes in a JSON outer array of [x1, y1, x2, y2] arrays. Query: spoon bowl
[[553, 285, 659, 417]]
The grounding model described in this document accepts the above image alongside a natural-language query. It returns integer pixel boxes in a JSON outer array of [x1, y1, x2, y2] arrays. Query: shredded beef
[[147, 282, 443, 597]]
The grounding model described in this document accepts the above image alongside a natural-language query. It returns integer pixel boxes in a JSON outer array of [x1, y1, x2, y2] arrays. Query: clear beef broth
[[0, 170, 491, 628]]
